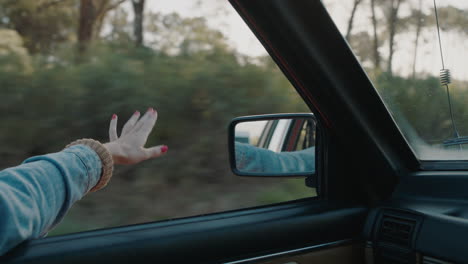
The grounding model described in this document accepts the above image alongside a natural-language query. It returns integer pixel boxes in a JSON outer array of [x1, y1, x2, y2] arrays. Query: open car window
[[323, 0, 468, 161], [0, 0, 316, 236]]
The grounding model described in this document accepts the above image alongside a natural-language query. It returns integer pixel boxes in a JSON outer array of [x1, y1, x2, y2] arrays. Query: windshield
[[323, 0, 468, 160]]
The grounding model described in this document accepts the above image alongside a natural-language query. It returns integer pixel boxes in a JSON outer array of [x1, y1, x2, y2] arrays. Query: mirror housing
[[228, 113, 316, 178]]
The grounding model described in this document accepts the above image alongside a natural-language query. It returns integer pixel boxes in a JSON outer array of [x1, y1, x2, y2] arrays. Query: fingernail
[[134, 111, 140, 116], [148, 107, 155, 113], [112, 114, 117, 120], [161, 145, 168, 153]]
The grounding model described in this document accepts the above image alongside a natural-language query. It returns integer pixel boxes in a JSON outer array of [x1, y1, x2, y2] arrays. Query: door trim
[[224, 239, 358, 264]]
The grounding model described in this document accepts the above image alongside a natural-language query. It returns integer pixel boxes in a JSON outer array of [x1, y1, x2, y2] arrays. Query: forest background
[[0, 0, 467, 235]]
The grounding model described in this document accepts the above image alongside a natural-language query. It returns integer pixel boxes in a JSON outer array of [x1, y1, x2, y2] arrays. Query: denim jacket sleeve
[[0, 145, 102, 255], [235, 142, 315, 173]]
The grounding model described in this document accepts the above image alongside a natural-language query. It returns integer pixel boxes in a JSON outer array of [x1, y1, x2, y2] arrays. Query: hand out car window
[[323, 0, 468, 161], [0, 1, 316, 236]]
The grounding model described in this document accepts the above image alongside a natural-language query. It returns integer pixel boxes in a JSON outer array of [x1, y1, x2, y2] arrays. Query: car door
[[0, 0, 411, 263]]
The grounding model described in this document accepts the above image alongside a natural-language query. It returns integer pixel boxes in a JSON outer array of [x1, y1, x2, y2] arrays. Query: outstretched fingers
[[132, 107, 157, 136], [140, 108, 158, 138], [122, 111, 141, 136], [109, 114, 118, 141]]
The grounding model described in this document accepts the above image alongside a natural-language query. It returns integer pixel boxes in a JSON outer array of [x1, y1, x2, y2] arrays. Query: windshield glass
[[323, 0, 468, 160]]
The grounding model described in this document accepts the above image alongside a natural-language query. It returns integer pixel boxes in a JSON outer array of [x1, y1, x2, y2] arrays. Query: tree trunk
[[345, 0, 362, 42], [78, 0, 97, 53], [412, 0, 423, 79], [370, 0, 381, 71], [132, 0, 146, 47], [93, 12, 107, 40], [78, 0, 126, 53], [387, 0, 402, 76]]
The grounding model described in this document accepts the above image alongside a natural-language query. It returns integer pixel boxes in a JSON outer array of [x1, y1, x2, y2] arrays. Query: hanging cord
[[433, 0, 460, 140]]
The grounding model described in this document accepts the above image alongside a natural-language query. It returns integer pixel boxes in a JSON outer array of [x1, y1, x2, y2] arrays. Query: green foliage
[[374, 73, 468, 144], [0, 29, 32, 73], [0, 37, 310, 230], [255, 179, 315, 205], [0, 5, 316, 232], [0, 43, 307, 159], [0, 0, 77, 54]]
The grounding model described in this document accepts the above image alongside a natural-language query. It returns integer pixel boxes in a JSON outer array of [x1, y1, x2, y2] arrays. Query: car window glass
[[0, 0, 316, 236], [322, 0, 468, 161]]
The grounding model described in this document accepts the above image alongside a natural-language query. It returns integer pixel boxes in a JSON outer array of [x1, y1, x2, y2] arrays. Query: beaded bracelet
[[65, 139, 114, 192]]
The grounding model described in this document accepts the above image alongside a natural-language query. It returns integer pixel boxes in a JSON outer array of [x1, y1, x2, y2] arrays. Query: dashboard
[[364, 172, 468, 264]]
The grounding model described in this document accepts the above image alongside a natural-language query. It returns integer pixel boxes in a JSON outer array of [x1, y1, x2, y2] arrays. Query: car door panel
[[1, 201, 367, 264]]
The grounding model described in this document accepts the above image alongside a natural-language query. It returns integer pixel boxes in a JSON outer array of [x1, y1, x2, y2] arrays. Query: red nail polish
[[148, 107, 155, 113], [112, 114, 117, 120], [161, 145, 168, 153], [134, 111, 140, 116]]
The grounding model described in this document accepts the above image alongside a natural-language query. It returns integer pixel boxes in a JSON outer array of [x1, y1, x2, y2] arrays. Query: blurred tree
[[106, 7, 133, 44], [369, 0, 381, 71], [0, 29, 32, 73], [411, 0, 424, 79], [0, 0, 76, 54], [436, 5, 468, 35], [345, 0, 363, 41], [78, 0, 127, 53], [385, 0, 403, 76], [131, 0, 145, 47], [411, 0, 423, 79], [146, 12, 230, 55], [348, 31, 374, 64]]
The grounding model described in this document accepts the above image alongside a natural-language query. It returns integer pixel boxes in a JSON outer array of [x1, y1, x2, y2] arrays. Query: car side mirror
[[228, 113, 316, 178]]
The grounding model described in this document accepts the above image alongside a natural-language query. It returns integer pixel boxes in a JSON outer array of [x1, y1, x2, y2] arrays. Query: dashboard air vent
[[379, 215, 416, 247]]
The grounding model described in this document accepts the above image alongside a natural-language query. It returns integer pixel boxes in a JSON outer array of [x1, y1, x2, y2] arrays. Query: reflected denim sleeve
[[235, 142, 315, 173], [0, 145, 101, 255]]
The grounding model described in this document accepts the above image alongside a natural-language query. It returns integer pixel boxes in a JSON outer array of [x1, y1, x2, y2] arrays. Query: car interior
[[1, 0, 466, 263], [226, 1, 468, 263]]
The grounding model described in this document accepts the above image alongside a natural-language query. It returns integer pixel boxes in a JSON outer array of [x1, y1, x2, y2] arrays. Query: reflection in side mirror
[[229, 114, 316, 177]]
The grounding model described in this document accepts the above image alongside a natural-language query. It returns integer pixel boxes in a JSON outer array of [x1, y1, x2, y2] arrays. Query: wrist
[[66, 139, 114, 192], [103, 142, 124, 165]]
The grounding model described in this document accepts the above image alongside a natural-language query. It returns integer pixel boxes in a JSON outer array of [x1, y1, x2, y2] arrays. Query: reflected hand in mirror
[[233, 117, 316, 176]]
